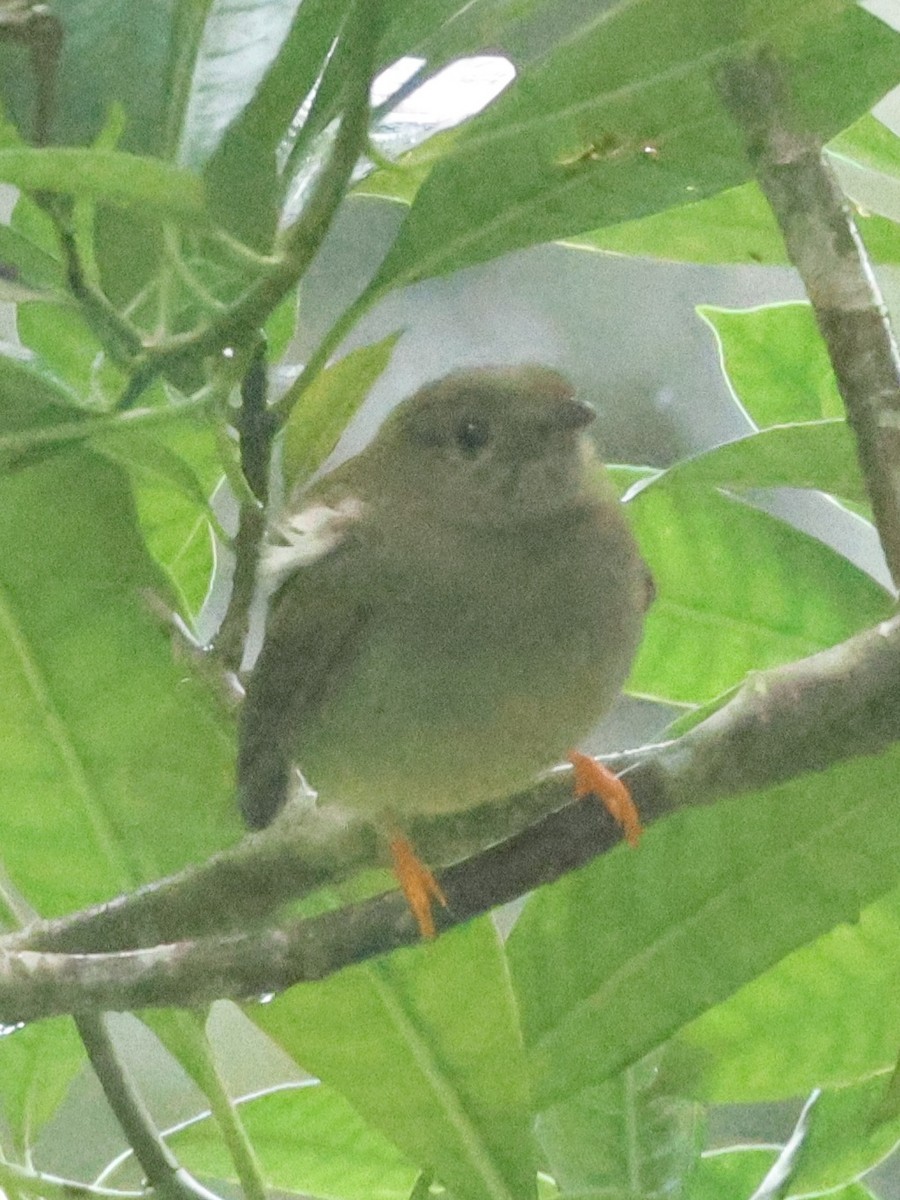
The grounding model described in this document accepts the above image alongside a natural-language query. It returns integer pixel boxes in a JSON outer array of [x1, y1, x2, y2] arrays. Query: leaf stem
[[161, 1012, 268, 1200], [51, 207, 144, 363], [272, 283, 381, 423], [0, 387, 221, 463]]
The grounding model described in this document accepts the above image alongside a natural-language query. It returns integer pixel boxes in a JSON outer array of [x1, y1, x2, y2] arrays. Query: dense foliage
[[0, 1, 899, 1198]]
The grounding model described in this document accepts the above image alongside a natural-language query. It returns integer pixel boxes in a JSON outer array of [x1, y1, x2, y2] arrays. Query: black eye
[[455, 417, 491, 455]]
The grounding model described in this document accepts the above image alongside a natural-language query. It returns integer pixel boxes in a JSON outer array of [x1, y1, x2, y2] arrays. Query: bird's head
[[376, 365, 598, 526]]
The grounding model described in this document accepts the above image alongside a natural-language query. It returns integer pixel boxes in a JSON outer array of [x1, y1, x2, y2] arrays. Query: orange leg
[[568, 750, 643, 848], [390, 835, 448, 940]]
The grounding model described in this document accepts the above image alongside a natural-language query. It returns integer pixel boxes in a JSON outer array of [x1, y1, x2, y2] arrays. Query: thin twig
[[234, 343, 274, 503], [718, 52, 900, 590], [0, 838, 217, 1200], [26, 6, 61, 147], [210, 1, 381, 666]]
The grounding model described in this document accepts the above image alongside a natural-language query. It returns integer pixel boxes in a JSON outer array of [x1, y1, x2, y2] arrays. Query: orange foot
[[568, 750, 643, 848], [390, 835, 448, 940]]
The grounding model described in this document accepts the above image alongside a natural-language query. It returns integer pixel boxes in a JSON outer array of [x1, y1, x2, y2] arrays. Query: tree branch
[[718, 52, 900, 590], [0, 614, 899, 1020]]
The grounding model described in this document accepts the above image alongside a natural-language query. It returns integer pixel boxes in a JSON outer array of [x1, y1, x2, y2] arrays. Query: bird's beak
[[542, 396, 600, 434], [554, 398, 596, 431]]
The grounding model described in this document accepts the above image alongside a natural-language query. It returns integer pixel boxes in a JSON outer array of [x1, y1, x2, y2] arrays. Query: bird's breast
[[295, 506, 646, 818]]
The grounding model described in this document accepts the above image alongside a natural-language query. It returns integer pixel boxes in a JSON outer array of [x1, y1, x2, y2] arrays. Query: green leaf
[[648, 421, 866, 505], [179, 0, 310, 171], [871, 1056, 900, 1130], [265, 286, 301, 360], [16, 302, 126, 408], [158, 0, 219, 163], [197, 0, 343, 246], [250, 918, 537, 1200], [282, 332, 401, 488], [0, 1019, 85, 1156], [0, 148, 206, 219], [688, 1149, 882, 1200], [289, 1, 510, 190], [368, 0, 900, 292], [684, 1149, 776, 1200], [626, 487, 890, 704], [128, 487, 215, 624], [857, 209, 900, 266], [507, 745, 900, 1109], [562, 181, 900, 266], [826, 114, 900, 228], [607, 464, 662, 497], [95, 427, 215, 512], [0, 433, 238, 917], [354, 129, 460, 206], [786, 1078, 900, 1197], [377, 0, 517, 67], [830, 113, 900, 182], [0, 321, 221, 623], [169, 1082, 419, 1200], [685, 1148, 879, 1200], [0, 223, 64, 297], [93, 419, 219, 622], [536, 1057, 704, 1198], [141, 1008, 214, 1092], [564, 182, 792, 265], [0, 343, 82, 429], [659, 684, 738, 739], [666, 888, 900, 1103], [698, 303, 844, 427]]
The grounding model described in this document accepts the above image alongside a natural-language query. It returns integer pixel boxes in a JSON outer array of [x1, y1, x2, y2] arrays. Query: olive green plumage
[[238, 365, 651, 831]]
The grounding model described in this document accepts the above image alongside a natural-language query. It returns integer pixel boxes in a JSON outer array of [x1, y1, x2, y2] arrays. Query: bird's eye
[[454, 417, 491, 456]]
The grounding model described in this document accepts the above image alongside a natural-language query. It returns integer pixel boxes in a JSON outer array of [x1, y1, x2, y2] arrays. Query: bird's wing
[[237, 496, 373, 829]]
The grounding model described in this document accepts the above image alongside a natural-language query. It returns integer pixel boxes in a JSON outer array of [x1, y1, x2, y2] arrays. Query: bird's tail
[[236, 726, 291, 830]]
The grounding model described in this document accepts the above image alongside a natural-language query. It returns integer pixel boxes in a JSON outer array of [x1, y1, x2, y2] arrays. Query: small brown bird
[[238, 365, 652, 935]]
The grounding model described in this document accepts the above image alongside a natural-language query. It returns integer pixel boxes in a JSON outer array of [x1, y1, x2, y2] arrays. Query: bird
[[237, 364, 653, 936]]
